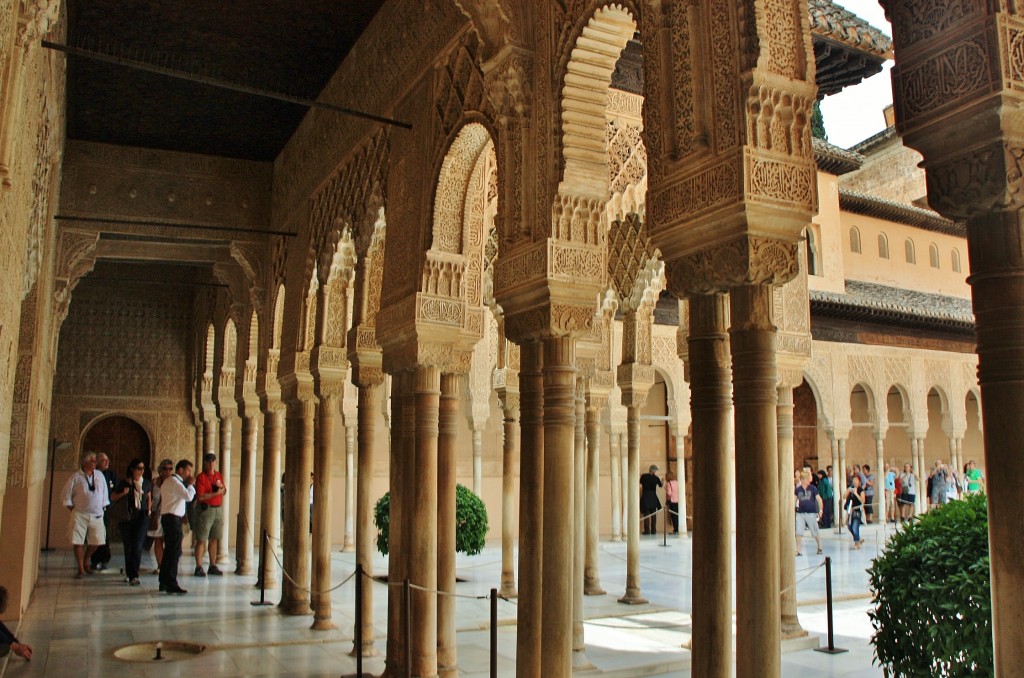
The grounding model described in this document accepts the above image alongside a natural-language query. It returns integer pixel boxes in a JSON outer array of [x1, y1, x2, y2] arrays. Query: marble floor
[[1, 520, 895, 677]]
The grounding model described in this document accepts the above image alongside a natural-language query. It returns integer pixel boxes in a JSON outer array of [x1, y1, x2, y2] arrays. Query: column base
[[235, 563, 254, 576], [349, 640, 379, 658], [572, 649, 596, 671], [498, 583, 518, 598], [781, 621, 808, 640], [279, 601, 312, 616], [584, 583, 606, 596], [342, 539, 355, 552], [617, 592, 648, 605], [311, 618, 337, 631], [438, 664, 458, 678], [256, 578, 279, 589]]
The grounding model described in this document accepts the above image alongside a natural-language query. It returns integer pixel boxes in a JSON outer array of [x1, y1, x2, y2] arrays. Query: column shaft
[[619, 435, 628, 542], [218, 415, 233, 565], [472, 428, 483, 496], [499, 402, 518, 597], [688, 293, 732, 678], [344, 423, 356, 552], [259, 408, 282, 588], [437, 374, 459, 676], [675, 431, 689, 537], [281, 400, 314, 615], [584, 403, 604, 594], [618, 404, 646, 604], [730, 285, 781, 678], [236, 414, 258, 575], [515, 342, 543, 678], [203, 418, 217, 464], [571, 382, 588, 664], [352, 382, 379, 657], [311, 394, 336, 629], [410, 366, 441, 678], [386, 372, 412, 672], [837, 439, 847, 528], [609, 432, 621, 541], [540, 336, 575, 678], [777, 386, 802, 636]]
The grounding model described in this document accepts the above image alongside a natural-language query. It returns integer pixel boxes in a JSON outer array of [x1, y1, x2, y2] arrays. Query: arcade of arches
[[0, 1, 1021, 677]]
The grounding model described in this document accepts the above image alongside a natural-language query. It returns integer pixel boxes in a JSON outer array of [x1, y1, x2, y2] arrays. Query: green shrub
[[868, 492, 993, 677], [373, 484, 488, 557]]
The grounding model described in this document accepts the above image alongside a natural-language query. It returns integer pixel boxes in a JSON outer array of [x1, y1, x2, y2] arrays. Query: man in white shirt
[[159, 459, 196, 594], [61, 451, 110, 579]]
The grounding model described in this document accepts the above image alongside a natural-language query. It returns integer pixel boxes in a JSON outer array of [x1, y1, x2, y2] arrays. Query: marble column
[[730, 284, 781, 678], [911, 438, 924, 514], [499, 394, 519, 598], [571, 380, 590, 668], [618, 401, 647, 605], [584, 397, 605, 594], [235, 413, 258, 575], [619, 434, 628, 541], [344, 423, 356, 552], [955, 438, 964, 477], [280, 398, 314, 615], [203, 417, 217, 464], [540, 336, 575, 678], [352, 380, 380, 657], [410, 365, 441, 678], [386, 372, 412, 673], [258, 407, 282, 588], [217, 414, 233, 565], [777, 386, 803, 638], [688, 293, 732, 678], [609, 431, 622, 542], [874, 435, 885, 521], [472, 427, 483, 497], [437, 374, 459, 677], [948, 436, 957, 469], [311, 393, 337, 630], [674, 430, 689, 537], [515, 342, 543, 678]]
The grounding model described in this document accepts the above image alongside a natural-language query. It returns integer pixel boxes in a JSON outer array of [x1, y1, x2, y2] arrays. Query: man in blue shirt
[[883, 464, 897, 523]]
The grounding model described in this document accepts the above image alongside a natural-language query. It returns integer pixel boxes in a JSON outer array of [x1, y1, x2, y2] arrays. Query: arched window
[[878, 233, 889, 259], [951, 248, 962, 273], [849, 226, 862, 254], [805, 226, 820, 276], [905, 238, 916, 264], [929, 242, 940, 269]]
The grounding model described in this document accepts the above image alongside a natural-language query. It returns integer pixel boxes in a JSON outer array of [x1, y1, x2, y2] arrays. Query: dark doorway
[[82, 415, 151, 479]]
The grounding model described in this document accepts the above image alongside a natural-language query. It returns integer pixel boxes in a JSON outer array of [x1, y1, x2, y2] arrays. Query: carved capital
[[664, 235, 799, 296], [925, 142, 1024, 220], [484, 48, 532, 121]]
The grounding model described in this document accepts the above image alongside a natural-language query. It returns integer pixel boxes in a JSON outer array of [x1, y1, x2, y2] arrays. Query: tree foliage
[[373, 484, 489, 557], [812, 100, 828, 141], [868, 492, 993, 677]]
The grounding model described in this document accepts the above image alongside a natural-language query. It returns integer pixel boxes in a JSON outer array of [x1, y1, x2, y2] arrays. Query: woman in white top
[[147, 459, 174, 575]]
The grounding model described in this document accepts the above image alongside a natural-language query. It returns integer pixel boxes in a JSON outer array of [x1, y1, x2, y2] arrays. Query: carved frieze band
[[664, 235, 799, 295], [649, 160, 741, 230], [502, 301, 595, 344]]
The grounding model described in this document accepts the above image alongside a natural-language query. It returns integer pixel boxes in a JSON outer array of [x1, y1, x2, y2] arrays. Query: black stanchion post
[[251, 530, 274, 607], [490, 588, 498, 678], [814, 556, 848, 655], [404, 578, 412, 678], [661, 507, 669, 547], [343, 563, 365, 678]]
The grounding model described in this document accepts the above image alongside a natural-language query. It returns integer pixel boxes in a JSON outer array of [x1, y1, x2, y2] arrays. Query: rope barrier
[[358, 570, 489, 600], [264, 539, 358, 595], [598, 544, 692, 580], [780, 560, 826, 596]]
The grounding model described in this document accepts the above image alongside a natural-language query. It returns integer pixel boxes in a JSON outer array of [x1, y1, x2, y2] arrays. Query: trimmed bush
[[373, 484, 488, 557], [868, 492, 993, 677]]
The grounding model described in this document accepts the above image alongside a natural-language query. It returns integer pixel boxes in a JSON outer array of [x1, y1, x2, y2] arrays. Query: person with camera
[[159, 459, 196, 594], [193, 453, 226, 576]]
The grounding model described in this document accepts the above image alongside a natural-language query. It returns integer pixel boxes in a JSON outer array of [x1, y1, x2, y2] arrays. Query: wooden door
[[82, 416, 152, 479]]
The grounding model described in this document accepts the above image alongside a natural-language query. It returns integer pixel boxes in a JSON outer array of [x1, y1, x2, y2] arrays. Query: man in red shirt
[[193, 453, 226, 576]]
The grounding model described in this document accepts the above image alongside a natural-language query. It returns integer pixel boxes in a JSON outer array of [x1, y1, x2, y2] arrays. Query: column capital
[[665, 235, 799, 297]]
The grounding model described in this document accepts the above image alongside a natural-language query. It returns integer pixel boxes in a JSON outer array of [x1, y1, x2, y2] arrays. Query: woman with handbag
[[111, 458, 152, 586], [844, 474, 866, 550]]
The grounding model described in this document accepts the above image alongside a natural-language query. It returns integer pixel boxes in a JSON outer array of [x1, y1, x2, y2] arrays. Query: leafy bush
[[373, 484, 488, 557], [868, 492, 993, 677]]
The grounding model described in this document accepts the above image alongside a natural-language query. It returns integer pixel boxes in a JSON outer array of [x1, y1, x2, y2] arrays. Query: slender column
[[344, 423, 356, 552], [195, 423, 204, 466], [235, 413, 258, 575], [571, 380, 590, 667], [410, 365, 441, 678], [584, 399, 605, 594], [499, 396, 519, 597], [911, 438, 923, 514], [540, 336, 576, 678], [311, 393, 337, 630], [217, 415, 233, 565], [730, 284, 781, 678], [688, 293, 732, 678], [948, 436, 957, 468], [777, 386, 802, 637], [258, 407, 282, 588], [203, 418, 217, 464], [955, 438, 964, 476], [618, 402, 647, 604], [472, 428, 483, 496], [515, 342, 543, 678], [674, 430, 689, 537], [437, 374, 459, 677], [386, 372, 412, 673], [352, 381, 380, 657], [619, 434, 628, 540], [609, 431, 621, 541], [872, 435, 884, 521], [281, 398, 314, 615]]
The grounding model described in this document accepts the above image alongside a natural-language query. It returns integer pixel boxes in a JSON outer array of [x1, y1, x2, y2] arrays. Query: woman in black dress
[[639, 465, 662, 534]]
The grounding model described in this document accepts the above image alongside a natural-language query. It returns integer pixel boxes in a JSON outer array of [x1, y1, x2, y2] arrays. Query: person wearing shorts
[[794, 470, 823, 556], [193, 453, 226, 576], [61, 452, 110, 578]]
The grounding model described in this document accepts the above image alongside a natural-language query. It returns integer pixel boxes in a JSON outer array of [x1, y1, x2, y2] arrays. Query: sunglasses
[[160, 466, 173, 471], [134, 465, 145, 470]]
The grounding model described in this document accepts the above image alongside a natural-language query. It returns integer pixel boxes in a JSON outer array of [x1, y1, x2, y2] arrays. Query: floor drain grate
[[113, 641, 207, 663]]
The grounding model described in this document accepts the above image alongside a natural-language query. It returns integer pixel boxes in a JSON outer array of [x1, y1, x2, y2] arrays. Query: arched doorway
[[81, 415, 152, 479]]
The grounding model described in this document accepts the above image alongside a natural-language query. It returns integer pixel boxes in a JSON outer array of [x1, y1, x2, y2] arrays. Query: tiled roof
[[814, 137, 864, 175], [810, 280, 974, 329], [840, 190, 964, 237], [808, 0, 893, 59]]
